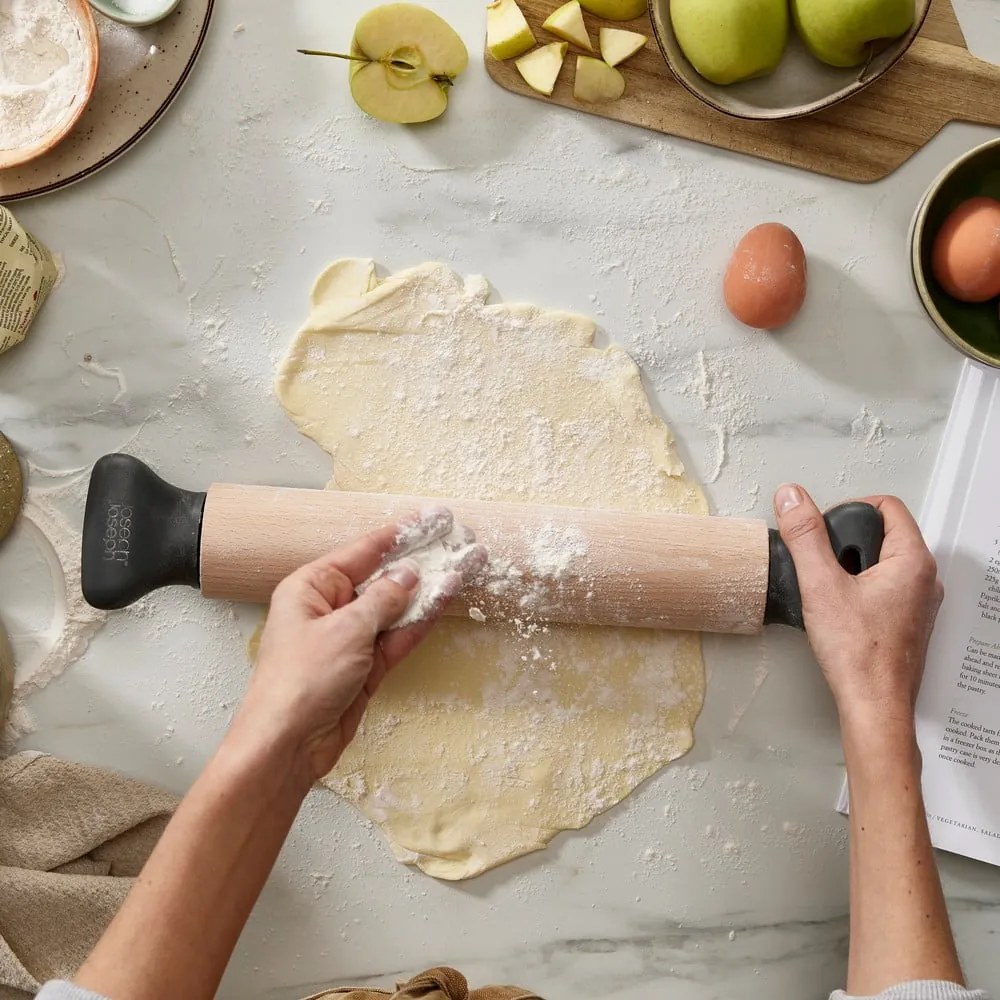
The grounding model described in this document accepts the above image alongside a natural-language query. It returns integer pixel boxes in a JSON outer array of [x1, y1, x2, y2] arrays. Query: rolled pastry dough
[[274, 260, 708, 880]]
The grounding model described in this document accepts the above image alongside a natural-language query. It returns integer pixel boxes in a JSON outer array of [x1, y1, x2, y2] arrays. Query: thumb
[[349, 560, 421, 635], [773, 484, 841, 587]]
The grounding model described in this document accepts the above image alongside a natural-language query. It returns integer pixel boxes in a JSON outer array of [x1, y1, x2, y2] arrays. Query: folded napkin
[[0, 752, 177, 999], [303, 966, 543, 1000]]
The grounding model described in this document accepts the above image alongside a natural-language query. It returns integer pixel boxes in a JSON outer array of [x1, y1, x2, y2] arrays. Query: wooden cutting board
[[486, 0, 1000, 182]]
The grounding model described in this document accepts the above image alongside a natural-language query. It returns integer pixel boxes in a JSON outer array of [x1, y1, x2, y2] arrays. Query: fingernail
[[385, 559, 420, 591], [775, 484, 803, 515]]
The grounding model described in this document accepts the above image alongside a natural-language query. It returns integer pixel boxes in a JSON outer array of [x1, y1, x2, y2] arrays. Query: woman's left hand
[[235, 509, 486, 781]]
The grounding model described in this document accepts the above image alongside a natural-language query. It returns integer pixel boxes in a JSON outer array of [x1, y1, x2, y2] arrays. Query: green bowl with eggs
[[911, 137, 1000, 369]]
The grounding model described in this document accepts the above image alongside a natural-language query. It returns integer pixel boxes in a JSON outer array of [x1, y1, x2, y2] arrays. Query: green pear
[[670, 0, 788, 86], [792, 0, 915, 67]]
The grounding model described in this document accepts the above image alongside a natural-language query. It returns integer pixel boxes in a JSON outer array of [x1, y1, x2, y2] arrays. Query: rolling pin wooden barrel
[[81, 455, 884, 635]]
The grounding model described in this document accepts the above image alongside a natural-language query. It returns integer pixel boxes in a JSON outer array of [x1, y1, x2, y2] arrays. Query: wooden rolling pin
[[81, 455, 883, 635]]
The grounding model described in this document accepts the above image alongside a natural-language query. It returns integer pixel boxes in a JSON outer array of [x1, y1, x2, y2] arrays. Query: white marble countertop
[[3, 1, 1000, 996]]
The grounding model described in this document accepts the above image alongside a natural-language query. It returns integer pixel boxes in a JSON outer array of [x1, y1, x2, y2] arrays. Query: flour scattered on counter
[[5, 465, 107, 742], [79, 357, 128, 403], [851, 405, 886, 454], [680, 348, 759, 488], [706, 425, 727, 484], [164, 234, 186, 289], [249, 260, 273, 293]]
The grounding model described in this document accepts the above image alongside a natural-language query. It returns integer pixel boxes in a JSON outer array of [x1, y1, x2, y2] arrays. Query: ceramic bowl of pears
[[649, 0, 931, 121]]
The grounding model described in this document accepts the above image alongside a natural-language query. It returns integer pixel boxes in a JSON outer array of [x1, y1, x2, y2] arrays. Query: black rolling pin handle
[[81, 454, 206, 611], [764, 501, 885, 630]]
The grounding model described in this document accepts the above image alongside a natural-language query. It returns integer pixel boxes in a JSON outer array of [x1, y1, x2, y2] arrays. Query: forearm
[[843, 713, 963, 995], [75, 717, 313, 1000]]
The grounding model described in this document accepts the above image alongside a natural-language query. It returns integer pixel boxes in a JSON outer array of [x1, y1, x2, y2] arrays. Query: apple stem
[[297, 49, 427, 73], [297, 49, 369, 63]]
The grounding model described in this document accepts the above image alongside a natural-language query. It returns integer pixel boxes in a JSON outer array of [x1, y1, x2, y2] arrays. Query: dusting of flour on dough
[[273, 260, 709, 880]]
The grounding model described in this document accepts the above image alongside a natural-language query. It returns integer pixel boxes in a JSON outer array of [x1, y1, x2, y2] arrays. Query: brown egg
[[723, 223, 807, 331], [931, 196, 1000, 303]]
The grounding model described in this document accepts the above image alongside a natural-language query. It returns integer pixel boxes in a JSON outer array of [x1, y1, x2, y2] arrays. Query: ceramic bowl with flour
[[0, 0, 100, 170]]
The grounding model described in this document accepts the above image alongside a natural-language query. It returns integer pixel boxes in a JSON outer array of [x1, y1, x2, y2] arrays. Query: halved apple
[[574, 55, 625, 102], [300, 4, 468, 124], [579, 0, 646, 20], [516, 41, 569, 94], [487, 0, 536, 60], [600, 26, 647, 65], [542, 1, 593, 51]]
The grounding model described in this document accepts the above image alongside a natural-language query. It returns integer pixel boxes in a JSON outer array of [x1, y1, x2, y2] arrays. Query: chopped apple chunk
[[542, 1, 593, 51], [516, 41, 569, 94], [600, 26, 647, 66], [487, 0, 536, 60], [574, 55, 625, 102]]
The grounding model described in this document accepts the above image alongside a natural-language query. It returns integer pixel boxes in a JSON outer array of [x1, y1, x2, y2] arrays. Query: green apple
[[792, 0, 915, 67], [579, 0, 646, 21], [299, 4, 468, 124], [600, 26, 647, 66], [543, 1, 593, 51], [487, 0, 536, 61], [516, 41, 569, 94], [574, 55, 625, 102], [670, 0, 788, 85]]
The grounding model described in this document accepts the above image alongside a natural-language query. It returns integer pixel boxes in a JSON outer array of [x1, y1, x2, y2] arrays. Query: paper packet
[[0, 206, 58, 357]]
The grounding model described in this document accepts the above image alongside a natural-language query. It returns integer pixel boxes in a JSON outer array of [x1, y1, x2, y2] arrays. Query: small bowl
[[87, 0, 182, 27], [910, 137, 1000, 369], [648, 0, 931, 121], [0, 0, 100, 170]]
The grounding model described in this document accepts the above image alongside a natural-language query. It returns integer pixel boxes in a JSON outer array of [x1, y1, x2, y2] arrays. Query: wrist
[[840, 707, 922, 782], [219, 710, 316, 801]]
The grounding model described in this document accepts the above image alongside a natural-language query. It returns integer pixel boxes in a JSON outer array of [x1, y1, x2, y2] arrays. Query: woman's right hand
[[236, 509, 486, 783], [772, 485, 944, 738]]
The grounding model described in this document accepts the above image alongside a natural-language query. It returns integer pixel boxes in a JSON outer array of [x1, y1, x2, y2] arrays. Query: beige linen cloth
[[0, 752, 177, 999], [304, 967, 542, 1000]]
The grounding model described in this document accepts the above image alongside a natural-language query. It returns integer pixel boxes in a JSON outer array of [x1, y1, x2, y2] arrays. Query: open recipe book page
[[837, 361, 1000, 866]]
